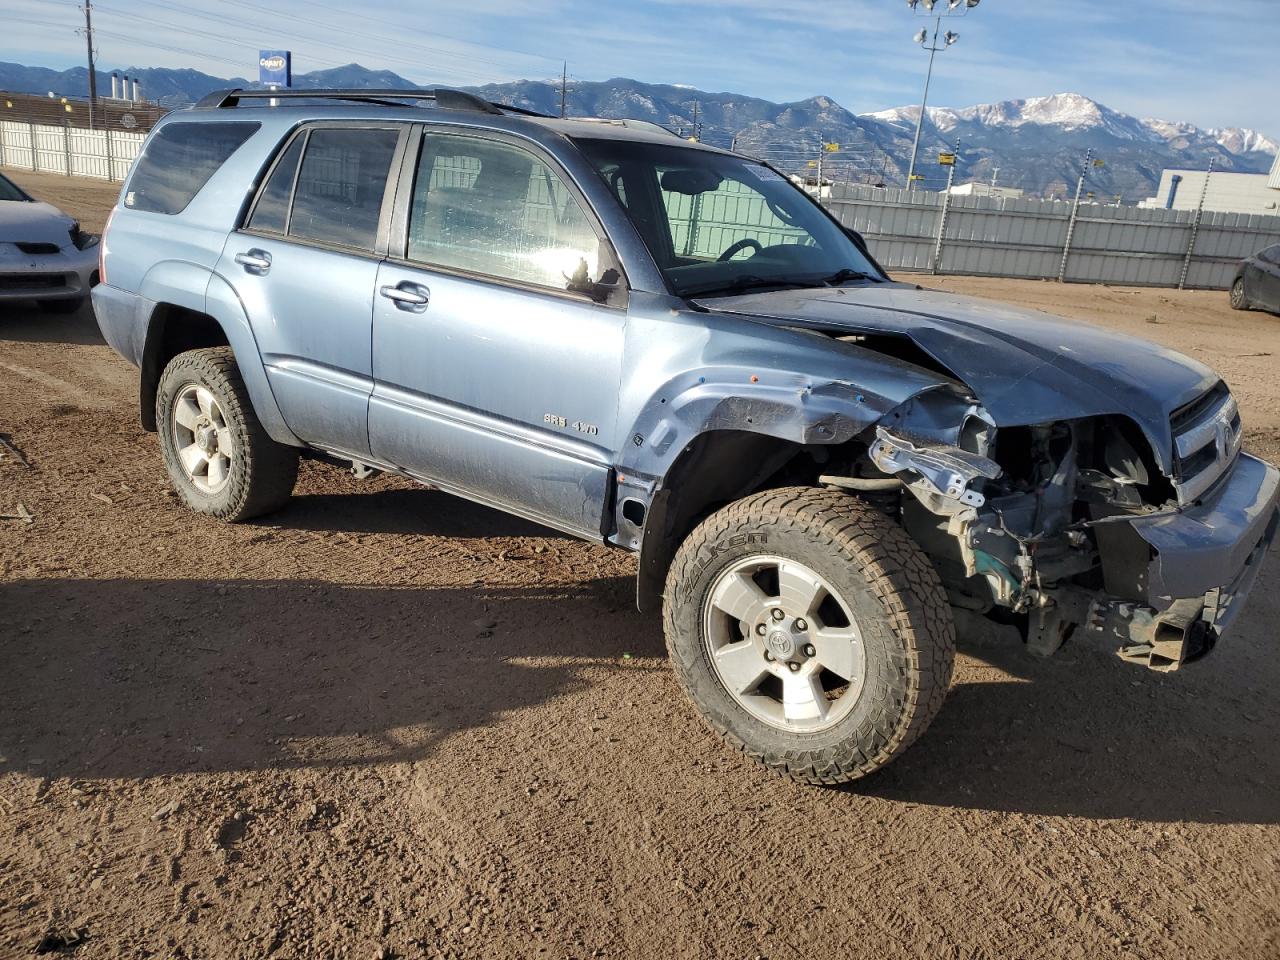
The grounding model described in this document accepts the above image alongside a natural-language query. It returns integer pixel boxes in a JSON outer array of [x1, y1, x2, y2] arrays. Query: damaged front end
[[827, 384, 1280, 672]]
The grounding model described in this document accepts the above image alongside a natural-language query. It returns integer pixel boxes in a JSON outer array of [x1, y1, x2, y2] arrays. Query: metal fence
[[826, 183, 1280, 290], [0, 119, 145, 182]]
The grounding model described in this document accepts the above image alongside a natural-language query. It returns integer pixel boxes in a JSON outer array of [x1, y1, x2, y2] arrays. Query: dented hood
[[697, 283, 1218, 468]]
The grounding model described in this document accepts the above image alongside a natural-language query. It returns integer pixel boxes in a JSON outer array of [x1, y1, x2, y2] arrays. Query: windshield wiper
[[821, 267, 881, 286], [683, 274, 825, 298]]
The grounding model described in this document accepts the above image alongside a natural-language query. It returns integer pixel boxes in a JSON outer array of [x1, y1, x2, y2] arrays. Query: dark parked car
[[93, 88, 1279, 785], [1230, 243, 1280, 315]]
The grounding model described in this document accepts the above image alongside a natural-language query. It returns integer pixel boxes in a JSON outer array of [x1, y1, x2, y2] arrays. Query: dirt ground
[[2, 168, 1279, 960]]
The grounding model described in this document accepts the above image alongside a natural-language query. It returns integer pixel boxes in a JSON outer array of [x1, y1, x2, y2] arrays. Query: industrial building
[[1139, 153, 1280, 214], [947, 181, 1025, 200]]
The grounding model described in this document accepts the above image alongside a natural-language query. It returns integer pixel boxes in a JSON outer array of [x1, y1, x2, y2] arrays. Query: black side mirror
[[566, 261, 621, 304]]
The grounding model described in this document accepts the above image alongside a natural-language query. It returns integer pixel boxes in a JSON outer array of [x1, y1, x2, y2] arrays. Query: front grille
[[0, 273, 68, 291], [1171, 381, 1241, 503], [15, 242, 60, 255]]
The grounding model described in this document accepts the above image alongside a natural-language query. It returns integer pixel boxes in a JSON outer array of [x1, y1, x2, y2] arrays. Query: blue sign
[[258, 50, 292, 88]]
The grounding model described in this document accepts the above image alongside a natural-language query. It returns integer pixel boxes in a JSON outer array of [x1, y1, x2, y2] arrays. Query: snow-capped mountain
[[866, 93, 1278, 155], [1, 60, 1274, 199]]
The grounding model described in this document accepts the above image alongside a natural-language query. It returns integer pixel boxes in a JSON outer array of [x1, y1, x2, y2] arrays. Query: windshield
[[574, 138, 880, 298], [0, 174, 30, 202]]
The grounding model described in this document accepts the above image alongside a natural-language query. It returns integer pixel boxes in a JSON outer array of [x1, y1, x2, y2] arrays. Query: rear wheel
[[37, 298, 83, 314], [1230, 278, 1249, 310], [663, 487, 955, 785], [157, 347, 298, 521]]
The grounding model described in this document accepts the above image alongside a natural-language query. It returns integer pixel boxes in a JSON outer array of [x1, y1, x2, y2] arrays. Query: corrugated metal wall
[[0, 120, 145, 182], [827, 184, 1280, 290]]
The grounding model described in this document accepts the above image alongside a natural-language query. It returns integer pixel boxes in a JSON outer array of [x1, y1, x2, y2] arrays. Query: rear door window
[[125, 122, 259, 215], [287, 128, 400, 251], [247, 134, 304, 234]]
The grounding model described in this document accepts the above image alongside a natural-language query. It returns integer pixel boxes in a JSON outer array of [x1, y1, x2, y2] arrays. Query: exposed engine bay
[[819, 382, 1263, 672]]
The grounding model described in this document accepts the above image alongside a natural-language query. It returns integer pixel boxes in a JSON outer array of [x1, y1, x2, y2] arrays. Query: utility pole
[[559, 62, 567, 118], [691, 101, 700, 141], [82, 0, 98, 129]]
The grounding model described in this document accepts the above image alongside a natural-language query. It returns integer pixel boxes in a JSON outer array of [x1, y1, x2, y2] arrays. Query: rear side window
[[287, 128, 399, 251], [247, 135, 304, 234], [125, 122, 259, 215]]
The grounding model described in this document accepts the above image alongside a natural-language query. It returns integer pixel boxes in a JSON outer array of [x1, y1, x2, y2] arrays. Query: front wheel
[[156, 347, 298, 521], [1230, 278, 1249, 310], [663, 487, 955, 785]]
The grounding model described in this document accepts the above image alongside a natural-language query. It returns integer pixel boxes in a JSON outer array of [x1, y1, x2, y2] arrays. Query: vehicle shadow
[[273, 486, 574, 541], [0, 299, 104, 346], [0, 575, 657, 784], [854, 578, 1280, 825], [2, 563, 1276, 825]]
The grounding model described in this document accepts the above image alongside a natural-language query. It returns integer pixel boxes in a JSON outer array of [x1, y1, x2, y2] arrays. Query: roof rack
[[192, 87, 550, 118]]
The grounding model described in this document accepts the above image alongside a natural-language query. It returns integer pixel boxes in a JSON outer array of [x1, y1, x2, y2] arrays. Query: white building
[[1139, 157, 1280, 214], [947, 181, 1025, 200]]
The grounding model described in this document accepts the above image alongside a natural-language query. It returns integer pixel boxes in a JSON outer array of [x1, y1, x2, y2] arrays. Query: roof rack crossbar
[[193, 87, 548, 118]]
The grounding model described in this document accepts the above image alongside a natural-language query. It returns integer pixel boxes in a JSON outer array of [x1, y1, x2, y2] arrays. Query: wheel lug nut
[[787, 661, 801, 672], [795, 618, 808, 631], [756, 623, 767, 636], [803, 644, 816, 658], [771, 608, 785, 621], [764, 651, 775, 662]]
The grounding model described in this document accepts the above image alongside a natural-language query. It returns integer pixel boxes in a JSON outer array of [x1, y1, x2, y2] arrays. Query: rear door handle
[[234, 249, 271, 274], [379, 282, 430, 312]]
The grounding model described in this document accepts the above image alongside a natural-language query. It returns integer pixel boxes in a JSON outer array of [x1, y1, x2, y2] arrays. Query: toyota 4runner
[[93, 88, 1280, 784]]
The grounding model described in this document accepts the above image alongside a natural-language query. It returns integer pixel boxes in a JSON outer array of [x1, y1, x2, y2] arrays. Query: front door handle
[[234, 249, 271, 274], [379, 282, 430, 312]]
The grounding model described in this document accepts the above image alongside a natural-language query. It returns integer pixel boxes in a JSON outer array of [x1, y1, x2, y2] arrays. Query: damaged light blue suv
[[93, 88, 1279, 785]]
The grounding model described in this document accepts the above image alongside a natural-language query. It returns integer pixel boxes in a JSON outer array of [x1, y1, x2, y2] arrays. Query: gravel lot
[[2, 169, 1279, 960]]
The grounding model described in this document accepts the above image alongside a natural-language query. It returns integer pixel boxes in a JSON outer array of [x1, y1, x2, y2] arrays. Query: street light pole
[[905, 16, 941, 191], [904, 0, 979, 191]]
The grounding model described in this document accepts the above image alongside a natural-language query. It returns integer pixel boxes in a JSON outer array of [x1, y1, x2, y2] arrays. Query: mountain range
[[2, 60, 1275, 201]]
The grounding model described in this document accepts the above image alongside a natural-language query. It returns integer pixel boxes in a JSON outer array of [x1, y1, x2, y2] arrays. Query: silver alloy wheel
[[1231, 279, 1246, 308], [172, 382, 234, 494], [702, 554, 866, 732]]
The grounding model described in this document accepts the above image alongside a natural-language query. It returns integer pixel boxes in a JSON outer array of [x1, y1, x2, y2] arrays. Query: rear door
[[217, 122, 407, 457], [369, 126, 627, 538]]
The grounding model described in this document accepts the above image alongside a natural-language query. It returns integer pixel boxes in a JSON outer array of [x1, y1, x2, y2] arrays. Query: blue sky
[[7, 0, 1279, 134]]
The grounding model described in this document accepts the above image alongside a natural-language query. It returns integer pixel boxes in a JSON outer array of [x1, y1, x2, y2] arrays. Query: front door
[[217, 123, 405, 457], [370, 128, 626, 538]]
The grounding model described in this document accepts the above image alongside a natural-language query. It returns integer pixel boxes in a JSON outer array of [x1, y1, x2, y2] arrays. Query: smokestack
[[110, 73, 120, 99], [131, 78, 141, 103]]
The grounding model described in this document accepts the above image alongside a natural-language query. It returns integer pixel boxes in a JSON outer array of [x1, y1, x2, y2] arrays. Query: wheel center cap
[[766, 629, 795, 660], [196, 425, 218, 455]]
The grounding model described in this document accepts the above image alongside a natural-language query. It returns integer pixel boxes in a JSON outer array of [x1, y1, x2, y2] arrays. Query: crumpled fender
[[612, 298, 961, 486]]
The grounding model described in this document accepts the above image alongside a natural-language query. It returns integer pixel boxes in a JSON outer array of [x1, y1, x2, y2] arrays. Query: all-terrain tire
[[1229, 278, 1249, 311], [157, 347, 298, 521], [663, 486, 955, 785]]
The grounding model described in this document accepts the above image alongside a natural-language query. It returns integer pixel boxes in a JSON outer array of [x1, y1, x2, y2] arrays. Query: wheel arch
[[635, 429, 850, 613], [137, 269, 300, 447]]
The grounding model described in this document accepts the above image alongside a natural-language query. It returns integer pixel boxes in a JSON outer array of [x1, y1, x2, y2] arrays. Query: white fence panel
[[0, 120, 144, 182]]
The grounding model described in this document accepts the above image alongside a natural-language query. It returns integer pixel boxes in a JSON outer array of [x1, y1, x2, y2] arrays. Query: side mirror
[[566, 261, 621, 304]]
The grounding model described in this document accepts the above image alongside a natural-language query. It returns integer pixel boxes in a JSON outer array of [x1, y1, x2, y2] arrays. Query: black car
[[1231, 243, 1280, 315]]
